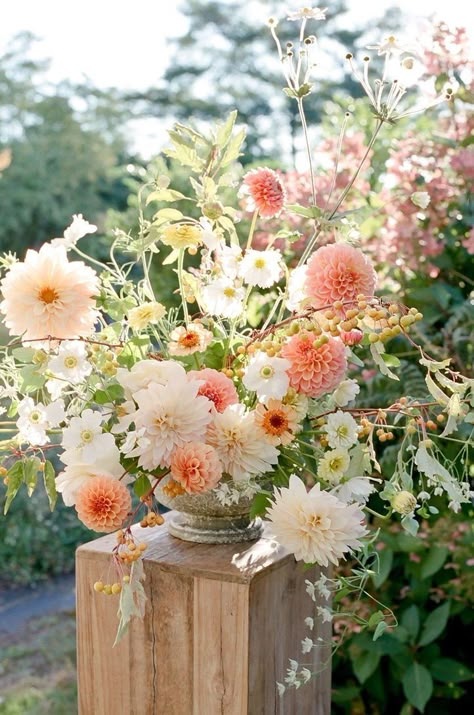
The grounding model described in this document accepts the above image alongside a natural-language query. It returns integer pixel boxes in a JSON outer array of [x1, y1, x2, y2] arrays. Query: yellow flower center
[[254, 258, 266, 269], [223, 287, 236, 298], [64, 356, 78, 369], [29, 410, 42, 424], [38, 286, 59, 304], [329, 456, 344, 472], [178, 331, 200, 348], [81, 429, 94, 443], [260, 365, 274, 379]]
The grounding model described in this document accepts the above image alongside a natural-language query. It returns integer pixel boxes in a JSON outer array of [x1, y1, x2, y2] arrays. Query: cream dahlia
[[170, 441, 222, 493], [116, 359, 186, 396], [305, 244, 376, 310], [125, 378, 213, 469], [206, 404, 279, 480], [280, 332, 346, 398], [266, 475, 367, 566], [0, 244, 98, 341], [187, 368, 238, 412], [75, 475, 131, 533]]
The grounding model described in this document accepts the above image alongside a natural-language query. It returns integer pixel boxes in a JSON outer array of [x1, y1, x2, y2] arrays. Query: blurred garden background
[[0, 0, 473, 712]]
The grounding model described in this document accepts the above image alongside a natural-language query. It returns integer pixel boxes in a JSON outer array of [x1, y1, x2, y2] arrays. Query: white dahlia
[[206, 404, 279, 480], [0, 244, 98, 341], [266, 475, 367, 566], [125, 378, 212, 469], [324, 411, 360, 449], [116, 359, 186, 397]]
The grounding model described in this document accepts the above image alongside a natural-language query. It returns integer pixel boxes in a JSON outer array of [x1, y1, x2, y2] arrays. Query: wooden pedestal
[[76, 514, 331, 714]]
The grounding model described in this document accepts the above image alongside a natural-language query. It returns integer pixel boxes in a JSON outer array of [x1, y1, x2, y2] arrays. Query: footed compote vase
[[155, 477, 263, 544]]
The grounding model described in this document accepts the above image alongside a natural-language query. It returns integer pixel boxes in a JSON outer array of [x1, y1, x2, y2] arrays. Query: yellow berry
[[94, 581, 104, 593], [103, 584, 112, 595], [436, 413, 445, 423], [369, 333, 379, 343], [138, 543, 147, 552], [112, 583, 122, 595], [123, 575, 130, 583]]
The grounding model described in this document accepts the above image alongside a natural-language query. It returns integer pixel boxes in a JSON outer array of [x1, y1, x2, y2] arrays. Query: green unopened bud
[[33, 350, 47, 365], [202, 201, 224, 220], [391, 491, 417, 515]]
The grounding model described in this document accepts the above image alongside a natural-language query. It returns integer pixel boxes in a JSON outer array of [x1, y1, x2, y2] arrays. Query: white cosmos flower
[[287, 7, 327, 21], [61, 409, 116, 462], [240, 249, 282, 289], [242, 352, 291, 402], [266, 475, 367, 566], [318, 448, 350, 484], [16, 397, 65, 446], [206, 404, 279, 480], [332, 379, 360, 407], [56, 450, 124, 506], [218, 244, 242, 279], [51, 214, 97, 249], [333, 477, 377, 505], [366, 35, 420, 56], [124, 377, 212, 469], [286, 265, 309, 312], [199, 218, 220, 251], [324, 411, 359, 449], [116, 359, 186, 397], [46, 341, 92, 399], [201, 279, 245, 319]]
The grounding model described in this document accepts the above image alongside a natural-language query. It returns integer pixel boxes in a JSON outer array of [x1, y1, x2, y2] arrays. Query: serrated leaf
[[418, 602, 450, 647], [43, 460, 57, 510], [3, 460, 24, 514], [220, 128, 246, 167], [402, 662, 433, 713], [370, 342, 399, 380], [430, 657, 473, 683], [420, 547, 448, 579], [146, 189, 186, 204]]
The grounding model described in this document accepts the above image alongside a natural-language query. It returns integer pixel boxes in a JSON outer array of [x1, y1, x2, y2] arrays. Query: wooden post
[[76, 513, 331, 714]]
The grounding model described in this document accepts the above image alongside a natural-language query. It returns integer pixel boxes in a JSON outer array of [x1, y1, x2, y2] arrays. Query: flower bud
[[391, 491, 417, 515], [202, 201, 224, 220], [340, 328, 363, 346]]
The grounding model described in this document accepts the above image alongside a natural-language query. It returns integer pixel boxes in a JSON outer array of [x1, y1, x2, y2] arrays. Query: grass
[[0, 613, 77, 715]]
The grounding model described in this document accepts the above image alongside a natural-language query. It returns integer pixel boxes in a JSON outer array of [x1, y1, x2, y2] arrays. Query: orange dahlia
[[305, 244, 376, 310], [75, 476, 131, 533]]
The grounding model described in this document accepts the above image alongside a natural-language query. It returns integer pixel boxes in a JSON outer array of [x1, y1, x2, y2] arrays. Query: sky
[[1, 0, 472, 155]]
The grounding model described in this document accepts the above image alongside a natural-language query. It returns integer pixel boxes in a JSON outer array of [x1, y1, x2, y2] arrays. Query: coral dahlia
[[280, 331, 346, 398], [188, 368, 238, 412], [305, 244, 376, 310], [170, 441, 222, 493], [75, 475, 131, 533], [241, 167, 286, 218]]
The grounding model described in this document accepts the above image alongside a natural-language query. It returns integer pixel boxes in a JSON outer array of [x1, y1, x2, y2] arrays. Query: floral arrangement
[[0, 5, 473, 697]]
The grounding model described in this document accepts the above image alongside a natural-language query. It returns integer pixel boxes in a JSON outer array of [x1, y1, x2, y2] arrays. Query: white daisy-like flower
[[46, 341, 92, 399], [128, 302, 166, 330], [366, 35, 420, 56], [206, 404, 279, 480], [410, 191, 431, 209], [168, 324, 213, 356], [16, 397, 65, 446], [324, 411, 359, 449], [333, 477, 377, 504], [286, 265, 309, 313], [50, 214, 97, 250], [61, 409, 116, 462], [266, 474, 367, 565], [287, 6, 327, 22], [125, 377, 212, 469], [217, 244, 242, 280], [318, 448, 350, 485], [332, 379, 360, 407], [116, 359, 186, 397], [199, 218, 220, 251], [56, 449, 124, 506], [240, 249, 282, 289], [201, 278, 245, 319], [242, 352, 291, 403]]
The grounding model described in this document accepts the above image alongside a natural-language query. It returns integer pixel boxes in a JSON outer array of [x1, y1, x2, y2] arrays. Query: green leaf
[[420, 547, 448, 579], [220, 128, 246, 167], [43, 460, 57, 510], [3, 460, 25, 514], [332, 685, 361, 704], [352, 650, 381, 683], [418, 602, 450, 647], [134, 474, 151, 498], [373, 621, 389, 641], [215, 110, 237, 148], [23, 456, 41, 497], [146, 188, 186, 204], [250, 492, 272, 519], [152, 207, 184, 223], [381, 353, 401, 368], [114, 559, 147, 646], [93, 389, 111, 405], [286, 203, 322, 219], [401, 515, 419, 537], [430, 657, 473, 683], [401, 605, 420, 643], [402, 662, 433, 713], [370, 342, 399, 381], [372, 547, 393, 588], [162, 248, 180, 265]]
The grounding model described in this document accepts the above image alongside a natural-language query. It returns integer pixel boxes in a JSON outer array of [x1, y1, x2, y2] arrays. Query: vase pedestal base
[[76, 512, 332, 715], [167, 511, 263, 543]]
